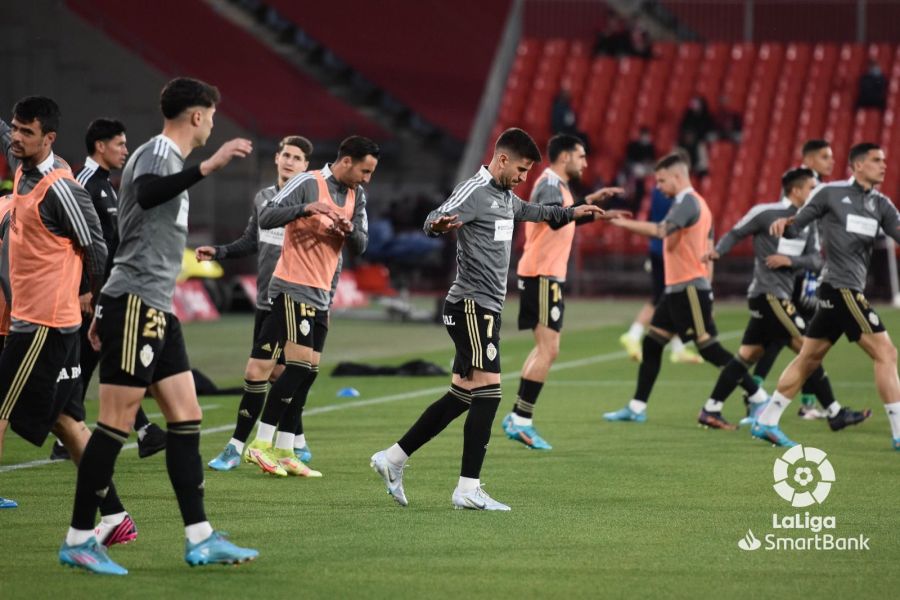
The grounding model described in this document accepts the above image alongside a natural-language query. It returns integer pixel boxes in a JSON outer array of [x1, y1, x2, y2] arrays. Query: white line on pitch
[[0, 331, 742, 473]]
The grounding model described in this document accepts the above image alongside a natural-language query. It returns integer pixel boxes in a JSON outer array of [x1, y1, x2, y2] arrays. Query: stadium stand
[[491, 39, 900, 257], [262, 0, 511, 140], [65, 0, 387, 140]]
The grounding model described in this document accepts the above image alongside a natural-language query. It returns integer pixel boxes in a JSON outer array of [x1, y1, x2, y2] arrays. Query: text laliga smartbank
[[764, 512, 869, 550], [736, 445, 871, 552]]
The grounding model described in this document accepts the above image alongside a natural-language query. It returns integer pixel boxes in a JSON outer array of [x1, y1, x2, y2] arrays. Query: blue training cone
[[337, 387, 360, 398]]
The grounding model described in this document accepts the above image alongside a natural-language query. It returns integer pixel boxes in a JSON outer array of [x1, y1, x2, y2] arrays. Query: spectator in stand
[[593, 14, 635, 57], [679, 96, 715, 142], [630, 26, 653, 59], [712, 95, 742, 143], [550, 89, 590, 153], [625, 127, 656, 171], [620, 127, 657, 206], [678, 96, 714, 178], [857, 59, 888, 110]]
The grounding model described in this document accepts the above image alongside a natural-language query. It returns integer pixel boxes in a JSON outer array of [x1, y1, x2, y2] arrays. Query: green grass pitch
[[0, 299, 897, 599]]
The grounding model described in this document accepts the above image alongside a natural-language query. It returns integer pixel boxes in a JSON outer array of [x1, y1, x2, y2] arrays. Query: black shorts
[[250, 308, 286, 363], [0, 327, 79, 446], [96, 293, 191, 387], [650, 285, 718, 343], [742, 294, 806, 346], [649, 253, 665, 305], [263, 294, 329, 353], [517, 276, 565, 332], [807, 283, 886, 343], [444, 299, 501, 377]]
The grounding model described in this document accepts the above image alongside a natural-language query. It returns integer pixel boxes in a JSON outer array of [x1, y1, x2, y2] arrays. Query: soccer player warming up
[[242, 136, 375, 476], [502, 133, 625, 450], [602, 153, 768, 426], [199, 136, 321, 476], [762, 143, 900, 449], [702, 168, 869, 434], [370, 128, 606, 511], [59, 78, 258, 574]]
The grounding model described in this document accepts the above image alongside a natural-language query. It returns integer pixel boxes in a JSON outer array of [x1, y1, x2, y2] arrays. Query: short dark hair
[[547, 134, 585, 162], [848, 142, 881, 166], [801, 139, 830, 155], [781, 167, 815, 196], [655, 152, 689, 172], [278, 135, 313, 158], [12, 96, 60, 134], [85, 118, 126, 156], [160, 77, 220, 120], [495, 127, 541, 163], [336, 136, 380, 161]]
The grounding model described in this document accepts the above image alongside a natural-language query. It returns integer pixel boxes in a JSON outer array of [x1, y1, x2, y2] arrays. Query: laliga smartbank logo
[[737, 445, 870, 552]]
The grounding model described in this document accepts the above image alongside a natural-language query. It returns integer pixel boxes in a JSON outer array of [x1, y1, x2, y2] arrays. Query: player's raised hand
[[586, 187, 626, 204], [304, 201, 341, 220], [572, 205, 604, 220], [701, 250, 720, 263], [765, 254, 792, 269], [195, 246, 216, 261], [200, 138, 253, 175], [429, 214, 462, 233], [769, 217, 794, 238], [595, 209, 633, 221]]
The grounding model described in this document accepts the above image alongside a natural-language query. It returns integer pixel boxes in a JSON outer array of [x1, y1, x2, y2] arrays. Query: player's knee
[[880, 342, 898, 365], [245, 359, 273, 381], [738, 345, 761, 365]]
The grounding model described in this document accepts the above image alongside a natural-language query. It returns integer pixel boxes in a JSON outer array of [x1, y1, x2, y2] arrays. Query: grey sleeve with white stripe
[[39, 179, 108, 295], [423, 180, 482, 236], [258, 176, 318, 229], [0, 119, 16, 171], [715, 206, 761, 256], [346, 188, 368, 255]]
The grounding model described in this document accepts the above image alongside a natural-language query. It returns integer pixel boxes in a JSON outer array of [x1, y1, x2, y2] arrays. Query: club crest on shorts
[[550, 306, 561, 322], [486, 342, 497, 361], [140, 344, 154, 368], [869, 312, 880, 327], [300, 319, 311, 337], [795, 316, 805, 329]]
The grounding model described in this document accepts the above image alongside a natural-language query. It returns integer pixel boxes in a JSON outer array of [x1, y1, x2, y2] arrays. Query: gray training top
[[214, 183, 342, 310], [425, 166, 575, 313], [103, 135, 190, 312], [716, 198, 822, 299], [662, 187, 713, 293], [258, 163, 367, 311], [787, 177, 900, 291]]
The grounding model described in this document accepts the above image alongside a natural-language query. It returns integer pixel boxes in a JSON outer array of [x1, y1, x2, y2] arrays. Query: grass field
[[0, 299, 897, 599]]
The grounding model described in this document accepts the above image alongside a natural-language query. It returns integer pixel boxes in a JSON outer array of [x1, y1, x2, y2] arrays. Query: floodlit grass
[[0, 300, 896, 599]]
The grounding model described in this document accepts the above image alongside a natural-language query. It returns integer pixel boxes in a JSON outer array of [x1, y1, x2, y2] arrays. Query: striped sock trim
[[285, 360, 312, 370], [167, 420, 202, 435], [96, 422, 129, 444], [471, 384, 502, 401], [448, 384, 472, 405], [243, 379, 269, 393], [515, 397, 535, 415]]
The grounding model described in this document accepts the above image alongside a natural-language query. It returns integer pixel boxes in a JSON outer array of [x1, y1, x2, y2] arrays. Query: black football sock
[[133, 407, 150, 431], [166, 420, 207, 526], [460, 384, 502, 479], [633, 332, 666, 402], [257, 361, 311, 427], [513, 378, 544, 419], [805, 366, 836, 409], [232, 379, 268, 443], [709, 356, 753, 403], [293, 366, 318, 435], [71, 423, 127, 530], [397, 385, 470, 456]]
